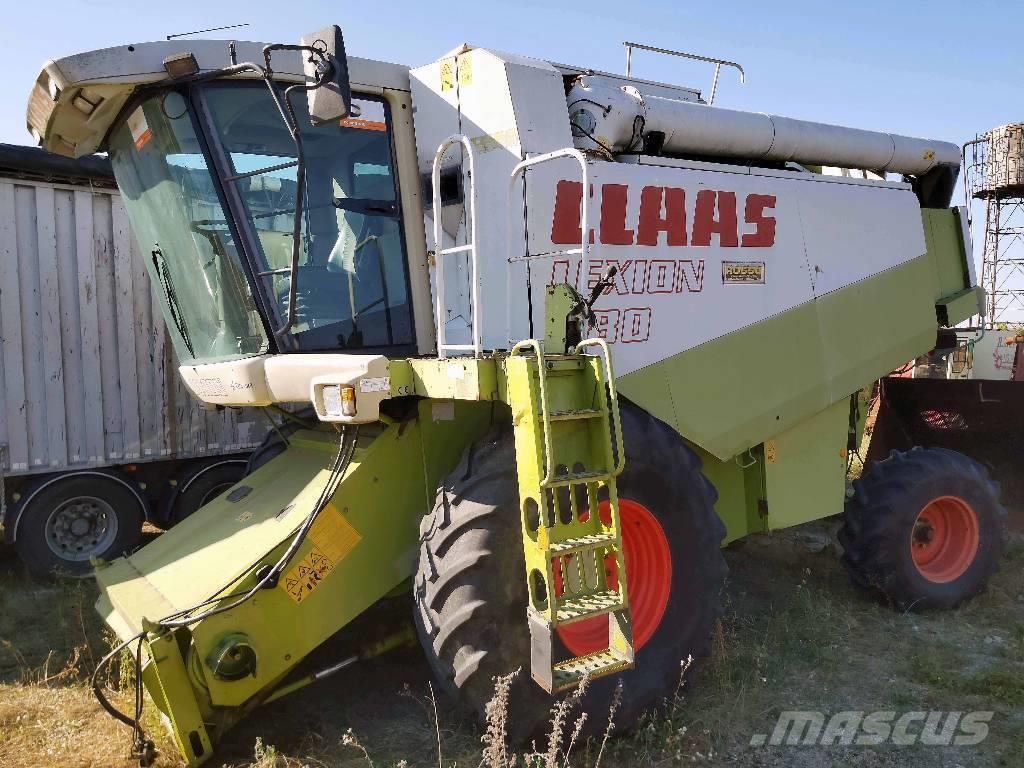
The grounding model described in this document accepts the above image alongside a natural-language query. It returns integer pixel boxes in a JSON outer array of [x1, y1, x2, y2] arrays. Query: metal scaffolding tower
[[965, 124, 1024, 326]]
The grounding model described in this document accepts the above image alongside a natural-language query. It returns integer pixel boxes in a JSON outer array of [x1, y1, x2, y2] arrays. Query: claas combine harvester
[[26, 26, 1006, 765]]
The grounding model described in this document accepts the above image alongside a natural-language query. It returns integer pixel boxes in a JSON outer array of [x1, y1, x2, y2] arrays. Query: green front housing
[[97, 400, 498, 762], [96, 206, 977, 764]]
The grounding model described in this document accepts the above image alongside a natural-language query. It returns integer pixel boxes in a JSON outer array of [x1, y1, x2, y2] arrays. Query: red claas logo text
[[549, 180, 777, 248]]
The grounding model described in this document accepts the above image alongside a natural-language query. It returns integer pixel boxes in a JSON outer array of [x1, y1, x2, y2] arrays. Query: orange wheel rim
[[910, 495, 979, 583], [555, 498, 672, 656]]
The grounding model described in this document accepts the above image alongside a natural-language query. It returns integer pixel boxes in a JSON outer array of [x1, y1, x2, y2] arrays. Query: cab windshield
[[108, 81, 414, 365]]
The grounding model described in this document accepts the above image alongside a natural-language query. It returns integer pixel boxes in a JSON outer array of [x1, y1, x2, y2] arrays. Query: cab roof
[[27, 39, 410, 158]]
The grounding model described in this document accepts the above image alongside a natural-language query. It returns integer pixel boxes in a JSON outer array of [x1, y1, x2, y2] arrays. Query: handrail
[[571, 338, 626, 477], [623, 41, 744, 105], [432, 135, 482, 358], [510, 336, 625, 487], [506, 148, 591, 345], [510, 338, 556, 486]]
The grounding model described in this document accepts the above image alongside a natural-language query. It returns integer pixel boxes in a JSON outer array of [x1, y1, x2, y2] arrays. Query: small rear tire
[[165, 460, 247, 526], [839, 447, 1006, 610], [13, 471, 146, 579]]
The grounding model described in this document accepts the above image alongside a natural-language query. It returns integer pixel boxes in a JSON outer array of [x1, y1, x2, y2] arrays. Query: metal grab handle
[[432, 135, 482, 358], [623, 40, 744, 105], [571, 338, 625, 477], [507, 148, 591, 345]]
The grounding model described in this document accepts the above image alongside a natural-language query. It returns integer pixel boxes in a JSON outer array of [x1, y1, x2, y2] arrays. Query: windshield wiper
[[152, 247, 196, 358], [331, 198, 398, 217]]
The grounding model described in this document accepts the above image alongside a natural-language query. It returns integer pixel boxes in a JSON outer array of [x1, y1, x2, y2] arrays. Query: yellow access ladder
[[506, 338, 633, 692]]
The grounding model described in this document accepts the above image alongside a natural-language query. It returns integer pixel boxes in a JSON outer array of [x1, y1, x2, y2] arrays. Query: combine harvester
[[26, 27, 1006, 765]]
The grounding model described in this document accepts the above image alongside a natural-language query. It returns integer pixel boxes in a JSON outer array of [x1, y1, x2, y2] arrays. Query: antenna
[[166, 22, 249, 41]]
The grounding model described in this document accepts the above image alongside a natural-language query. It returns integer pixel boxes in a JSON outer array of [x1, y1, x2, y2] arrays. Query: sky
[[2, 0, 1020, 149], [1, 0, 1021, 297]]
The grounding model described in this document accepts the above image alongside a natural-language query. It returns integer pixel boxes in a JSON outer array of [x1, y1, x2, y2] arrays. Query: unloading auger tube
[[567, 76, 961, 176]]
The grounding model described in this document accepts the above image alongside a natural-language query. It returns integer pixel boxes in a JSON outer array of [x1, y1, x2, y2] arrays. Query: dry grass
[[0, 520, 1021, 768]]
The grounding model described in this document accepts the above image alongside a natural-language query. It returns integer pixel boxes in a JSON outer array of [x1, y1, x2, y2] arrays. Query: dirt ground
[[1, 509, 1021, 768]]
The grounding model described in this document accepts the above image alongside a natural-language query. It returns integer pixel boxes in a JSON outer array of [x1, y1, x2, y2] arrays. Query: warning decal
[[280, 505, 362, 604], [127, 107, 152, 151], [339, 117, 386, 132], [440, 58, 455, 92], [458, 56, 473, 86]]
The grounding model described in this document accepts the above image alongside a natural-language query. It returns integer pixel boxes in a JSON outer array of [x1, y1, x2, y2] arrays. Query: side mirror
[[301, 25, 352, 126]]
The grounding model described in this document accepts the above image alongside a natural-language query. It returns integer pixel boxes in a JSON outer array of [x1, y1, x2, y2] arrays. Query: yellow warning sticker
[[280, 506, 362, 604], [440, 59, 455, 92], [765, 440, 777, 464], [458, 56, 473, 86]]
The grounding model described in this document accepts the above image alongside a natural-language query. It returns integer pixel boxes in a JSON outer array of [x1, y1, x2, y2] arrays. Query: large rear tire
[[839, 447, 1006, 611], [413, 404, 726, 741]]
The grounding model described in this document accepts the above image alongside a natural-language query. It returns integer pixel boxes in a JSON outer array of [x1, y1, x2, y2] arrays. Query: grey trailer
[[0, 144, 269, 576]]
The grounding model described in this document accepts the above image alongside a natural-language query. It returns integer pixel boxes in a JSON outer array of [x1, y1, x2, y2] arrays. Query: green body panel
[[691, 444, 766, 544], [762, 398, 849, 529], [97, 433, 348, 632], [921, 207, 983, 326], [402, 357, 502, 401], [815, 255, 937, 401], [616, 301, 828, 463], [938, 286, 986, 328], [618, 253, 939, 462], [922, 208, 971, 303], [143, 631, 213, 764]]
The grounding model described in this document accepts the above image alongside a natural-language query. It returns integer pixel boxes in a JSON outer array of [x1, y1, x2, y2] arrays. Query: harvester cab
[[26, 25, 1002, 768]]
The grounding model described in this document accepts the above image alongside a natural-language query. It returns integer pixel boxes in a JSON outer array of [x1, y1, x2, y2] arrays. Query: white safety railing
[[506, 149, 592, 345], [431, 135, 482, 359], [623, 41, 744, 105]]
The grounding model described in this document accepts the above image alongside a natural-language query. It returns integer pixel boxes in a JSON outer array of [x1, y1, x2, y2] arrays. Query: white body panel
[[411, 47, 573, 352], [518, 158, 926, 377], [0, 172, 265, 477]]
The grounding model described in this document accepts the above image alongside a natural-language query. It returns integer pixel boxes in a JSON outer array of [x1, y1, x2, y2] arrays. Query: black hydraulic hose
[[91, 631, 145, 730]]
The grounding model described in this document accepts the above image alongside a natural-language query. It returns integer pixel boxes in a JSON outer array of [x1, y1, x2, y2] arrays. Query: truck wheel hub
[[45, 496, 118, 561]]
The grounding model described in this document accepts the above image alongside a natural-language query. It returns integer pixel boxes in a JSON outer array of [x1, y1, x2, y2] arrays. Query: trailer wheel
[[413, 405, 726, 742], [13, 471, 146, 578], [165, 460, 247, 526], [839, 447, 1006, 610]]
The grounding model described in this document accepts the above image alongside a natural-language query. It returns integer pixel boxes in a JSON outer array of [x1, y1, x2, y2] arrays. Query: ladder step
[[439, 244, 473, 255], [555, 590, 624, 625], [549, 532, 618, 555], [544, 470, 610, 488], [551, 649, 633, 693], [548, 408, 603, 421]]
